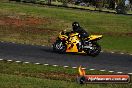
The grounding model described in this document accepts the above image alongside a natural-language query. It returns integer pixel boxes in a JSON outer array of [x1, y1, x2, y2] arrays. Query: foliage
[[116, 2, 127, 14]]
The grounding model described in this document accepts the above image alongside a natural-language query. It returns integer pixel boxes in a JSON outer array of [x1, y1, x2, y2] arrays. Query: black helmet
[[72, 22, 80, 31], [72, 22, 80, 27]]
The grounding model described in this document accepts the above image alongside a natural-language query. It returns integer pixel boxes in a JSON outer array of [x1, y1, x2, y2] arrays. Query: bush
[[116, 3, 127, 14], [9, 0, 21, 2]]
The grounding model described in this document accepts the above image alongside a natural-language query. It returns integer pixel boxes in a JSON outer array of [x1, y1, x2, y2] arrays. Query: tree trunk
[[48, 0, 51, 5]]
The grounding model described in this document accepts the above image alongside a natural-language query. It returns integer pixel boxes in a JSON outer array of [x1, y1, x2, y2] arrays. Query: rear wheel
[[85, 42, 101, 57], [53, 40, 66, 53]]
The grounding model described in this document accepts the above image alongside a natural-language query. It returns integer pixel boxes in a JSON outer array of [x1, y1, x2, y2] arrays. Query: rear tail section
[[88, 35, 103, 41]]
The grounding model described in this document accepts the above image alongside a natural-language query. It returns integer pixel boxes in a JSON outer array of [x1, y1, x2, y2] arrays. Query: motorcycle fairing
[[58, 33, 68, 40], [57, 32, 102, 53], [66, 33, 80, 52]]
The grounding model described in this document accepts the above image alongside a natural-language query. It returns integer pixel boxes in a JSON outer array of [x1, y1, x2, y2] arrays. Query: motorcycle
[[53, 30, 103, 56]]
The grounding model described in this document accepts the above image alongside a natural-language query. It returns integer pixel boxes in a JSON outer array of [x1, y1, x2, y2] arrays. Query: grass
[[0, 74, 132, 88], [0, 2, 132, 33], [0, 74, 83, 88], [101, 36, 132, 53], [0, 60, 132, 88], [0, 60, 111, 77], [0, 2, 132, 53]]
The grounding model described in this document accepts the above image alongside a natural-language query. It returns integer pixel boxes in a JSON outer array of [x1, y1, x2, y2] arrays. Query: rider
[[72, 22, 89, 44]]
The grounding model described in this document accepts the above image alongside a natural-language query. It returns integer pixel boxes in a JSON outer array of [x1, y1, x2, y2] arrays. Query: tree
[[48, 0, 51, 5], [130, 0, 132, 11], [95, 0, 104, 10], [111, 0, 116, 9], [130, 0, 132, 4], [62, 0, 68, 6], [115, 0, 127, 14]]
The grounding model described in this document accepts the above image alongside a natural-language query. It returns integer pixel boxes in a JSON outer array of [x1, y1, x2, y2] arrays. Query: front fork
[[83, 41, 94, 50], [77, 41, 83, 52]]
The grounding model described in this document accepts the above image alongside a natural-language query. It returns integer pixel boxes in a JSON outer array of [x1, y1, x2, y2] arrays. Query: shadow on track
[[40, 47, 90, 56]]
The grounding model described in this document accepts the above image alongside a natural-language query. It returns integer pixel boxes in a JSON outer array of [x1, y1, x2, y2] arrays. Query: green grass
[[0, 74, 83, 88], [0, 74, 132, 88], [0, 2, 132, 33], [0, 60, 132, 88], [100, 36, 132, 53], [0, 73, 87, 88], [0, 2, 132, 53]]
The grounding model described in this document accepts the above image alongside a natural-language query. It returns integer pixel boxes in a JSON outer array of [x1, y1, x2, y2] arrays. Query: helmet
[[72, 22, 80, 28], [72, 22, 80, 31]]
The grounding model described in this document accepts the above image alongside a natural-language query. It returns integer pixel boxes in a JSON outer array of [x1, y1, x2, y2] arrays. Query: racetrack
[[0, 42, 132, 74]]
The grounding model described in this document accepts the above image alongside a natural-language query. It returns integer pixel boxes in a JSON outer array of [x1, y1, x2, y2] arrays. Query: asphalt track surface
[[0, 42, 132, 73]]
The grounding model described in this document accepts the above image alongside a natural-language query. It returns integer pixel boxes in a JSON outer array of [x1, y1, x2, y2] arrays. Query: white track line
[[64, 66, 69, 68], [44, 64, 49, 66], [109, 71, 114, 73], [72, 67, 77, 69], [82, 68, 86, 70], [89, 69, 95, 71], [7, 60, 12, 62], [100, 70, 106, 72], [130, 54, 132, 55], [111, 52, 115, 54], [120, 53, 124, 55], [0, 58, 131, 75], [0, 59, 3, 61], [128, 73, 132, 75], [15, 61, 21, 63], [53, 65, 58, 67], [35, 63, 40, 65], [117, 72, 123, 74], [24, 62, 29, 64]]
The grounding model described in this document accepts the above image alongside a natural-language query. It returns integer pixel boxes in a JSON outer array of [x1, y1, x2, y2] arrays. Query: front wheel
[[53, 40, 66, 53], [85, 42, 101, 57]]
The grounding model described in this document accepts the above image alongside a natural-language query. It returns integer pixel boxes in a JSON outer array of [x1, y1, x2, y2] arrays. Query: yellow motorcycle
[[53, 31, 103, 56]]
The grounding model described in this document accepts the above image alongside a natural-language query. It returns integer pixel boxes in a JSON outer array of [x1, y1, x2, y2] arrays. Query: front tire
[[53, 40, 66, 53], [85, 42, 101, 57]]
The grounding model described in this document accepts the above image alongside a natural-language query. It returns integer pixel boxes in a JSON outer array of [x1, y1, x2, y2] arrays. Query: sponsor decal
[[77, 66, 130, 84]]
